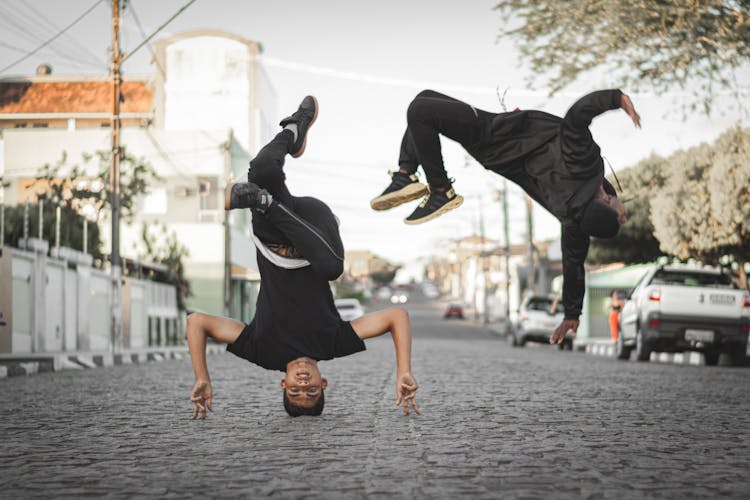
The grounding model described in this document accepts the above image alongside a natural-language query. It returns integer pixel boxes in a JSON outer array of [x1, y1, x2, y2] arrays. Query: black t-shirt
[[227, 197, 366, 371]]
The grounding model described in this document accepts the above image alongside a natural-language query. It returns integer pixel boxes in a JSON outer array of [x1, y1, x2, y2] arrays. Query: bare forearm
[[187, 327, 211, 382], [389, 311, 413, 375], [351, 307, 413, 373]]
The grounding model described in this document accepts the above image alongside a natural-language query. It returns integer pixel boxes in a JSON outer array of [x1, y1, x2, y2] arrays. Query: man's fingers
[[411, 399, 421, 415], [191, 403, 198, 420], [207, 398, 213, 412]]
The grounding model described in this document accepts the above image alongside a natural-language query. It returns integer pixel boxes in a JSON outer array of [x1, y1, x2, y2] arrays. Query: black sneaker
[[280, 95, 318, 158], [404, 186, 463, 224], [370, 171, 428, 211], [225, 182, 273, 212]]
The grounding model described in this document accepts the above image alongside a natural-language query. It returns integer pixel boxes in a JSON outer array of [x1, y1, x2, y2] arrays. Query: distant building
[[0, 31, 276, 321], [425, 235, 562, 321]]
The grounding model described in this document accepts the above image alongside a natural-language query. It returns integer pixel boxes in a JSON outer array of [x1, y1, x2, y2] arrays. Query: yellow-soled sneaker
[[370, 171, 428, 211], [403, 187, 463, 224]]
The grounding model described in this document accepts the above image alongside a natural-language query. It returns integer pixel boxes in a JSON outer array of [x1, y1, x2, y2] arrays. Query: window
[[651, 270, 736, 289]]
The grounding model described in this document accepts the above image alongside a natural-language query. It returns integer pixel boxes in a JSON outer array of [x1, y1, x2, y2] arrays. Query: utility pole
[[525, 195, 535, 294], [479, 199, 488, 325], [110, 0, 123, 353], [502, 180, 511, 332], [223, 131, 233, 317]]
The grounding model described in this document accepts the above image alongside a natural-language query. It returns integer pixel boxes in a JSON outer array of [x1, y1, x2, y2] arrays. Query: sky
[[1, 0, 748, 264]]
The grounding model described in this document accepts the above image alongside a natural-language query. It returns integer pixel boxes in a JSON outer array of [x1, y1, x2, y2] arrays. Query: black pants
[[246, 131, 344, 280], [398, 89, 493, 189]]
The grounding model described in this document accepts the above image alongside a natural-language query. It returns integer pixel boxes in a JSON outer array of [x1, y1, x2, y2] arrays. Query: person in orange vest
[[609, 289, 625, 342]]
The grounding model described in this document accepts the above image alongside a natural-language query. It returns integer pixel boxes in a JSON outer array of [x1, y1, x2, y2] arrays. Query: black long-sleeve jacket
[[468, 89, 623, 320]]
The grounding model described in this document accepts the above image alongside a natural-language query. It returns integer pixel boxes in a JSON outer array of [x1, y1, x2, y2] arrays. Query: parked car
[[375, 286, 392, 302], [617, 264, 750, 365], [335, 298, 365, 321], [510, 295, 571, 350], [443, 303, 464, 319]]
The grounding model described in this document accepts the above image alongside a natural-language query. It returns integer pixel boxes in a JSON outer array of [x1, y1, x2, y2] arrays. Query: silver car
[[510, 295, 571, 350], [335, 298, 365, 322]]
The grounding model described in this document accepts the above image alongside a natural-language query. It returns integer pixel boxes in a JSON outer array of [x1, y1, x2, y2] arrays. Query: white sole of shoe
[[291, 96, 319, 158], [370, 182, 428, 211], [403, 195, 464, 225]]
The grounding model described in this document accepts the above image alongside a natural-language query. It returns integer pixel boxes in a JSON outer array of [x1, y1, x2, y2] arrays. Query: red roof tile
[[0, 80, 152, 114]]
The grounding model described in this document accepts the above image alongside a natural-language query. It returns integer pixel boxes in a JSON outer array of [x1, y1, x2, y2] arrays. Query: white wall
[[164, 36, 253, 151]]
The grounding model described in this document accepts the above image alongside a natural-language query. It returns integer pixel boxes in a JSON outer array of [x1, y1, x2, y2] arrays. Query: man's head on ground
[[580, 183, 627, 238], [281, 357, 327, 416]]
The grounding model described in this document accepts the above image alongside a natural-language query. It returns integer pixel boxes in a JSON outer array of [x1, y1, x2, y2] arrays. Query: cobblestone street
[[2, 300, 749, 499]]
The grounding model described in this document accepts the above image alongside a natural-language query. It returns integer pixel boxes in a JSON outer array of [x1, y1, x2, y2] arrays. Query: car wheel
[[728, 346, 748, 367], [615, 334, 631, 360], [703, 350, 720, 366], [634, 329, 651, 362], [558, 339, 573, 351]]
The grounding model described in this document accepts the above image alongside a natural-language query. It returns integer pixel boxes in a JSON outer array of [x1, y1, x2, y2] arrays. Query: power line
[[126, 1, 166, 79], [121, 0, 197, 63], [0, 0, 105, 74], [17, 0, 107, 67], [258, 55, 750, 98]]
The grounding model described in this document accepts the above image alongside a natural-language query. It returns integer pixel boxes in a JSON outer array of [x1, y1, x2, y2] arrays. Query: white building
[[0, 31, 276, 322]]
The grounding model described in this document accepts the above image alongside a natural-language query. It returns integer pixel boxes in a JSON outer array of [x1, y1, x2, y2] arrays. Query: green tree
[[34, 149, 161, 225], [1, 200, 101, 256], [494, 0, 750, 113], [588, 154, 668, 264], [651, 126, 750, 287], [19, 149, 161, 261]]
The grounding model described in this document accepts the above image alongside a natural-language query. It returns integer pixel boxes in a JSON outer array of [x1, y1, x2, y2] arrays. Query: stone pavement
[[1, 302, 749, 499]]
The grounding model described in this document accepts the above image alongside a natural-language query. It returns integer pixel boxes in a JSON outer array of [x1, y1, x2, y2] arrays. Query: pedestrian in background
[[609, 289, 625, 342]]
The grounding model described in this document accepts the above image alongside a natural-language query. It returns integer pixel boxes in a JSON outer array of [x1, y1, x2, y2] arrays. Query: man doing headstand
[[370, 89, 640, 343], [187, 96, 420, 418]]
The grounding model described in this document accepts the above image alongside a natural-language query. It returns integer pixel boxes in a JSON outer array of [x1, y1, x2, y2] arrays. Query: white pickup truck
[[617, 264, 750, 365]]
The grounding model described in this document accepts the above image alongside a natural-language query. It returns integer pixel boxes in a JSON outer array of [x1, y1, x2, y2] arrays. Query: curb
[[585, 342, 705, 366], [0, 345, 225, 379]]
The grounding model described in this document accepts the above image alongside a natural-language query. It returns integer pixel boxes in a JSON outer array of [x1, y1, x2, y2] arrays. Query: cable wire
[[17, 0, 106, 67], [0, 0, 105, 74], [121, 0, 197, 63], [127, 1, 166, 79]]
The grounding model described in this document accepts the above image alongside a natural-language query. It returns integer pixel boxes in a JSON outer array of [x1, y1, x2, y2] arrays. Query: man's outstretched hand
[[620, 93, 641, 129], [550, 319, 579, 345], [396, 372, 421, 416], [190, 380, 213, 420]]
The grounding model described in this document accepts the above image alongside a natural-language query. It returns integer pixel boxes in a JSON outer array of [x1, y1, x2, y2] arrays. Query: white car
[[617, 264, 750, 365], [335, 298, 365, 321]]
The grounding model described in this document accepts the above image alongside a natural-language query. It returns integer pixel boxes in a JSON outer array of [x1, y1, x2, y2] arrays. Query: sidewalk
[[485, 322, 720, 366], [0, 344, 225, 378]]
